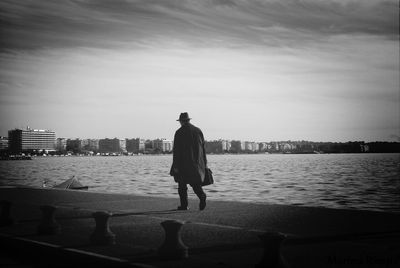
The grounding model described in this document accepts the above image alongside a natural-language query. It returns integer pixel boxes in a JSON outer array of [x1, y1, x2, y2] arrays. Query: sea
[[0, 153, 399, 213]]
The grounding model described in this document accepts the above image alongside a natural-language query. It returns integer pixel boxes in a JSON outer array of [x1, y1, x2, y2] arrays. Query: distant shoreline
[[2, 151, 400, 161]]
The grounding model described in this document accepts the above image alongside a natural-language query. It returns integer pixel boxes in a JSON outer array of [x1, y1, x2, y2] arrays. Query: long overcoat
[[170, 122, 207, 185]]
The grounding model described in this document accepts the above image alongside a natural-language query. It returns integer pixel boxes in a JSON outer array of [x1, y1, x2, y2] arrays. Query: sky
[[0, 0, 399, 142]]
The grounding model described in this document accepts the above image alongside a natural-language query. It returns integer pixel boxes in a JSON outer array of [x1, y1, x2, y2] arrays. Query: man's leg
[[192, 184, 207, 210], [178, 182, 189, 210]]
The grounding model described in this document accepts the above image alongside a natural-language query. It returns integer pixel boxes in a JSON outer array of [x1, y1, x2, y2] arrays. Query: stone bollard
[[90, 211, 116, 245], [0, 200, 14, 227], [158, 220, 188, 260], [255, 232, 289, 268], [37, 205, 61, 235]]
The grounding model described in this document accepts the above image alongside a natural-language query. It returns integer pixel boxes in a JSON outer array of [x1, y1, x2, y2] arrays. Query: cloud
[[0, 0, 398, 141], [0, 0, 397, 51]]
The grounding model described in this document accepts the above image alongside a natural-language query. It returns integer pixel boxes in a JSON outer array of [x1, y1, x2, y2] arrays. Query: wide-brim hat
[[177, 112, 191, 121]]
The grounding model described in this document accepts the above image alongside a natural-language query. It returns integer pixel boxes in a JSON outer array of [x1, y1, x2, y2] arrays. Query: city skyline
[[5, 127, 397, 155], [0, 0, 399, 143], [2, 125, 397, 144]]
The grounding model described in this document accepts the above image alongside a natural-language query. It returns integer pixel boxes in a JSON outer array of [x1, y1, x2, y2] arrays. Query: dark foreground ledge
[[1, 187, 399, 268]]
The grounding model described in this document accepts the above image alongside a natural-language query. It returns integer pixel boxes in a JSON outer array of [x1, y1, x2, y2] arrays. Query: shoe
[[199, 195, 206, 211], [177, 206, 189, 211]]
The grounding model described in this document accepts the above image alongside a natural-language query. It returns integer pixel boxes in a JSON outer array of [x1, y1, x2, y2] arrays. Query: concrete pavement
[[1, 187, 399, 267]]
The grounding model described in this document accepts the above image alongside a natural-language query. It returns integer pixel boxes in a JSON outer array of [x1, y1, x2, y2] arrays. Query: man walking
[[170, 112, 207, 211]]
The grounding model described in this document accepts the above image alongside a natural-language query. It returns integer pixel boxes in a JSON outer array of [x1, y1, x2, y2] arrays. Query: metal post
[[256, 232, 289, 268], [0, 200, 14, 227], [158, 220, 188, 260], [37, 205, 61, 235], [90, 211, 116, 245]]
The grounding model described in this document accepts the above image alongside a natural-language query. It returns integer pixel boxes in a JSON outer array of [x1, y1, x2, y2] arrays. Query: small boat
[[53, 176, 88, 190]]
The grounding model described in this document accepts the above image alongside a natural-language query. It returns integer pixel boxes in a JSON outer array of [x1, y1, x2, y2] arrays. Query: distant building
[[206, 140, 231, 154], [66, 139, 83, 153], [152, 138, 173, 153], [282, 143, 292, 152], [361, 144, 369, 153], [56, 138, 67, 152], [230, 140, 245, 153], [242, 141, 258, 152], [274, 142, 279, 151], [126, 138, 145, 154], [8, 127, 56, 154], [205, 140, 224, 154], [99, 138, 126, 153], [0, 136, 8, 151], [87, 139, 100, 152], [81, 139, 90, 149], [144, 140, 153, 151], [243, 141, 256, 152], [296, 141, 314, 153], [244, 141, 251, 151], [221, 140, 231, 152], [259, 142, 270, 152], [252, 142, 259, 152], [79, 139, 99, 152]]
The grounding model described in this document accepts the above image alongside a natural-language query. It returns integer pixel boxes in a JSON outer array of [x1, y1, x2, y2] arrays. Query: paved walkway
[[1, 187, 399, 267]]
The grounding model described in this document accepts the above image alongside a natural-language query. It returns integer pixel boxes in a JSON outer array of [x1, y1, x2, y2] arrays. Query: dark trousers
[[178, 182, 206, 208]]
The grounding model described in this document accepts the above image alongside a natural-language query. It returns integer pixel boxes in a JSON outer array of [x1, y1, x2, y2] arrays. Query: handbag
[[202, 168, 214, 186]]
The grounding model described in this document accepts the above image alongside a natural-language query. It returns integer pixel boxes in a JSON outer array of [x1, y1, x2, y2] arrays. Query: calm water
[[0, 154, 399, 212]]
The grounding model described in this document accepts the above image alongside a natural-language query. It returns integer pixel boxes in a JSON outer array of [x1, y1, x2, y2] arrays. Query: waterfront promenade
[[1, 187, 399, 267]]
